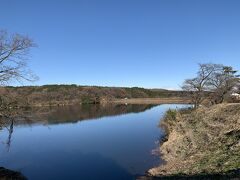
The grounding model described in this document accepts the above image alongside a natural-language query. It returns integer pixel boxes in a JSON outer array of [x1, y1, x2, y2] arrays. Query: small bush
[[165, 109, 177, 121]]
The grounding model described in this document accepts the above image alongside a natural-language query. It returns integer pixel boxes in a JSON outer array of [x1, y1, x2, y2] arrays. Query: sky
[[1, 0, 240, 89]]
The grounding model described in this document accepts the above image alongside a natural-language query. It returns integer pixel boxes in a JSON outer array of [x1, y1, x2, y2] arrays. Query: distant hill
[[4, 85, 187, 106]]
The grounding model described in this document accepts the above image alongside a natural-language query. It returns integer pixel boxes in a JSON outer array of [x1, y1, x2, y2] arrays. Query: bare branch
[[0, 30, 37, 85]]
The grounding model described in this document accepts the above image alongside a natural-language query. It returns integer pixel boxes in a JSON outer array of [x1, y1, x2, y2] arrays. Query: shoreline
[[146, 103, 240, 179], [111, 97, 191, 105], [21, 97, 191, 107]]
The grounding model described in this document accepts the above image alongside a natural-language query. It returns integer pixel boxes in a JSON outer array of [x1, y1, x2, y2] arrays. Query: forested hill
[[3, 85, 187, 106]]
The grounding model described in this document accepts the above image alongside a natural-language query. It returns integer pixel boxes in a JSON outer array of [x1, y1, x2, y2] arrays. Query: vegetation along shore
[[1, 85, 189, 107], [144, 63, 240, 179], [147, 103, 240, 179]]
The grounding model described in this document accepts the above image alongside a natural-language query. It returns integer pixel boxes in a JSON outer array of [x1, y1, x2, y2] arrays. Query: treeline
[[3, 85, 187, 106]]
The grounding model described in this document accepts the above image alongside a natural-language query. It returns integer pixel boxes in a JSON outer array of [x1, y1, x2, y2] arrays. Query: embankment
[[148, 103, 240, 178]]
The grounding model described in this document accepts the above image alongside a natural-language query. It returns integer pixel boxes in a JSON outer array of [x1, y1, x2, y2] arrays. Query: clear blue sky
[[1, 0, 240, 89]]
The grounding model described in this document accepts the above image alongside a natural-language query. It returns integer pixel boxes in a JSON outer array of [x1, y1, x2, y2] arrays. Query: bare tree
[[0, 30, 37, 149], [182, 63, 219, 108], [0, 30, 37, 85], [0, 30, 37, 113], [0, 30, 37, 110], [182, 63, 239, 108], [208, 66, 239, 103]]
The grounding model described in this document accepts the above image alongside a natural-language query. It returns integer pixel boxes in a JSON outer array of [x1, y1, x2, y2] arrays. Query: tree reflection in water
[[6, 119, 13, 151], [1, 104, 157, 150]]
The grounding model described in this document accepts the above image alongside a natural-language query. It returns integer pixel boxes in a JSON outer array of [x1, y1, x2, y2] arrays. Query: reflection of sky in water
[[0, 104, 188, 180]]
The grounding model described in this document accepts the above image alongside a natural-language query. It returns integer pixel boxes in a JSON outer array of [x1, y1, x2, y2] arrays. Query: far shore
[[28, 97, 191, 107], [111, 97, 191, 105]]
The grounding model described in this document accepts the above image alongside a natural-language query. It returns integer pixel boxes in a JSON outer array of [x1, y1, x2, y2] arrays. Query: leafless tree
[[0, 30, 37, 85], [182, 63, 219, 108], [0, 30, 37, 114], [182, 63, 239, 108], [208, 66, 239, 103], [0, 30, 37, 150]]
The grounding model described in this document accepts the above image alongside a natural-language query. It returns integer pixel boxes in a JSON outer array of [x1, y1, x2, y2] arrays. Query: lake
[[0, 104, 187, 180]]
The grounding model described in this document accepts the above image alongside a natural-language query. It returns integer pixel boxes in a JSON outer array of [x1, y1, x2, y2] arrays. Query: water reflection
[[0, 118, 14, 152], [0, 104, 187, 180], [17, 104, 157, 125], [6, 119, 13, 152], [1, 104, 157, 151]]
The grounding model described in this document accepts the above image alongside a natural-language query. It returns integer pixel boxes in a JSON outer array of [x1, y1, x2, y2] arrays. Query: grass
[[148, 103, 240, 177]]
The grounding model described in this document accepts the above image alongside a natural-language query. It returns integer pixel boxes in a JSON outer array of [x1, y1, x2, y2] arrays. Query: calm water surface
[[0, 104, 187, 180]]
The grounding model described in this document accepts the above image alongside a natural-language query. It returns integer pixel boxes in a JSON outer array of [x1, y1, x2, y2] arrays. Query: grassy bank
[[148, 103, 240, 178]]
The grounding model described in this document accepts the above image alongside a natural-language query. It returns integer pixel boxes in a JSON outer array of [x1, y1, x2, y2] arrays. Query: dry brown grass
[[112, 97, 191, 104], [149, 103, 240, 176]]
